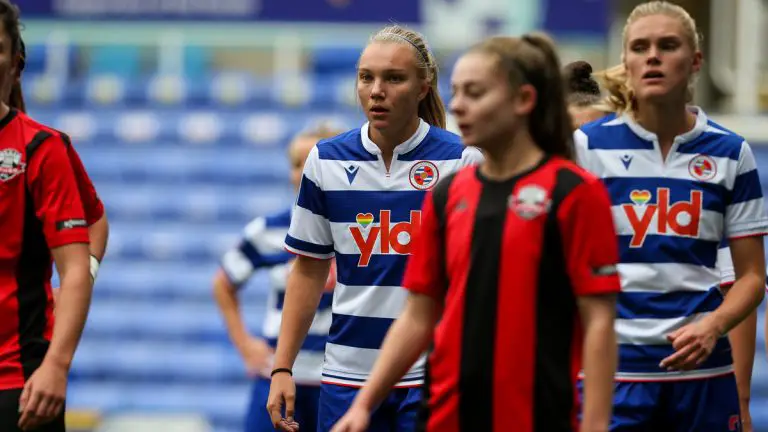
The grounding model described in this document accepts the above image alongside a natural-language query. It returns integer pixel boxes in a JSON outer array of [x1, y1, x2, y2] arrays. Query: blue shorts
[[246, 377, 321, 432], [317, 383, 422, 432], [578, 374, 741, 432]]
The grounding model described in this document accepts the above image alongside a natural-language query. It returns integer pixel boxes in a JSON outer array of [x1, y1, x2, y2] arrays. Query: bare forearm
[[87, 215, 108, 261], [354, 309, 434, 412], [46, 266, 92, 369], [581, 318, 616, 430], [273, 266, 326, 369], [729, 309, 756, 405], [213, 274, 250, 349], [709, 275, 764, 335]]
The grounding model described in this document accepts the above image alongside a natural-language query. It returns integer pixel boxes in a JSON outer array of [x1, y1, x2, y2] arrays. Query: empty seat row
[[29, 109, 359, 148], [66, 381, 250, 431], [98, 183, 293, 223], [23, 72, 367, 110], [72, 339, 247, 383], [83, 299, 265, 341], [89, 261, 272, 302]]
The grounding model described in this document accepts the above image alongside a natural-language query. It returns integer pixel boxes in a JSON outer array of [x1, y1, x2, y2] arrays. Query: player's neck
[[368, 117, 421, 168], [481, 129, 544, 182], [633, 102, 695, 155], [0, 103, 9, 119]]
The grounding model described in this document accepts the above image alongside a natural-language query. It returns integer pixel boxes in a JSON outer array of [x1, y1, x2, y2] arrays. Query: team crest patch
[[688, 154, 717, 181], [508, 185, 551, 220], [0, 149, 25, 182], [409, 161, 439, 190]]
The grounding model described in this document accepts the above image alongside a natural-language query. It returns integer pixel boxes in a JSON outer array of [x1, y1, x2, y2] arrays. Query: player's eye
[[358, 73, 372, 82], [388, 75, 405, 83]]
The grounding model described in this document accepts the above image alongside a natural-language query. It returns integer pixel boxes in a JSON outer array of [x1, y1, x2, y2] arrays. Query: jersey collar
[[621, 105, 709, 146], [360, 118, 430, 156]]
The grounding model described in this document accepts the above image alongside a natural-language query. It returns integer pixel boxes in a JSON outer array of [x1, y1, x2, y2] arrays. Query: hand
[[237, 336, 274, 377], [18, 360, 68, 431], [331, 405, 371, 432], [267, 372, 298, 431], [661, 318, 720, 371]]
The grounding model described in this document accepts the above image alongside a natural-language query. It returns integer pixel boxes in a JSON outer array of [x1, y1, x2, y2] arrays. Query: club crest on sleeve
[[688, 154, 717, 181], [508, 185, 551, 220], [409, 161, 439, 190], [0, 149, 25, 182]]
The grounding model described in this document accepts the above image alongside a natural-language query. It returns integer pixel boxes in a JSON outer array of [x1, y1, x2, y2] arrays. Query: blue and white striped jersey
[[284, 119, 483, 387], [221, 208, 333, 385], [574, 107, 768, 381]]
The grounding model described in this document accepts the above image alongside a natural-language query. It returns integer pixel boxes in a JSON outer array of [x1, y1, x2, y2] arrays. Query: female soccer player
[[0, 2, 93, 431], [563, 60, 606, 128], [213, 124, 341, 432], [3, 36, 109, 285], [332, 32, 620, 432], [574, 2, 767, 430], [266, 24, 483, 432]]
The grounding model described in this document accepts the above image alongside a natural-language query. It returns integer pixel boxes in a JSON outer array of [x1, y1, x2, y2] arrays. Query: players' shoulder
[[315, 128, 376, 162], [401, 126, 466, 162], [15, 111, 70, 146], [263, 208, 293, 229], [697, 119, 750, 159], [548, 157, 605, 192], [577, 112, 620, 137]]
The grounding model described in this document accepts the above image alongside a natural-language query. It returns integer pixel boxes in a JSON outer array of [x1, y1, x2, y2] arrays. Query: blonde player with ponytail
[[574, 2, 766, 430], [267, 24, 482, 432]]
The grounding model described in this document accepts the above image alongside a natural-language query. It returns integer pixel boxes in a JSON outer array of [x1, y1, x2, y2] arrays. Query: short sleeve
[[572, 129, 595, 173], [27, 135, 90, 249], [402, 190, 446, 299], [221, 216, 293, 287], [725, 141, 768, 239], [284, 146, 334, 259], [460, 146, 484, 167], [716, 245, 735, 287], [66, 143, 104, 225], [558, 177, 621, 296]]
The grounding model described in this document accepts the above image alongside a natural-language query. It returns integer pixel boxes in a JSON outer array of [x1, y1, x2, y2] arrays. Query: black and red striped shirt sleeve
[[557, 175, 621, 296], [65, 142, 105, 225], [27, 134, 90, 248], [403, 190, 446, 299]]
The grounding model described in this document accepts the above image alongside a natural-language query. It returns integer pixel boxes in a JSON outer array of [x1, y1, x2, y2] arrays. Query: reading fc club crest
[[0, 149, 24, 182], [508, 185, 551, 220], [409, 161, 439, 190], [688, 154, 717, 181]]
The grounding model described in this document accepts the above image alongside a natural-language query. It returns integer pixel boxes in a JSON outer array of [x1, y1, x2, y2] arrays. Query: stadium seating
[[35, 64, 768, 431]]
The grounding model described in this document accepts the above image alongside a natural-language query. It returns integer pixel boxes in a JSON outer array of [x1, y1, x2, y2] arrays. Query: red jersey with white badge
[[0, 109, 89, 390]]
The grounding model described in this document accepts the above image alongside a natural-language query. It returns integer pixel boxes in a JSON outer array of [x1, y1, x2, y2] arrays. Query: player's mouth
[[369, 105, 389, 117], [642, 70, 665, 83]]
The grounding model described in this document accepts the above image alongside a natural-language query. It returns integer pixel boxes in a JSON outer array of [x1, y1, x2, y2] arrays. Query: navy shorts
[[317, 383, 421, 432]]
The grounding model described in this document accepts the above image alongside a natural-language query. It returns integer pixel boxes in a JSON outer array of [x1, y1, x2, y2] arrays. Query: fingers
[[660, 341, 698, 370], [284, 392, 296, 421], [267, 398, 284, 428], [18, 386, 64, 431]]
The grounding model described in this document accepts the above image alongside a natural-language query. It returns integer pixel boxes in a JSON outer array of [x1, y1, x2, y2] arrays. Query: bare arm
[[213, 270, 253, 351], [577, 294, 617, 432], [351, 293, 442, 412], [46, 243, 92, 369], [707, 237, 765, 336], [87, 213, 109, 262], [272, 256, 331, 370]]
